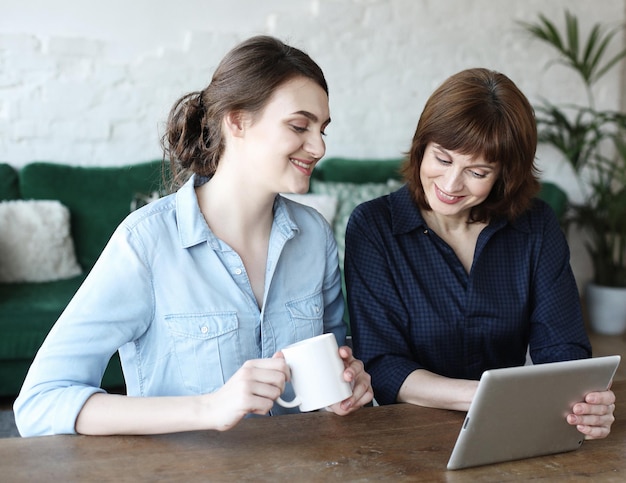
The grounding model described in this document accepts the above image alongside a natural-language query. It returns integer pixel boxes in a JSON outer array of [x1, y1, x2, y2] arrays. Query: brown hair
[[401, 68, 540, 221], [162, 35, 328, 190]]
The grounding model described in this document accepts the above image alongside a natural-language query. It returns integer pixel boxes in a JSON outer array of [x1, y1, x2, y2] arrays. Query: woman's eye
[[291, 125, 308, 133], [436, 157, 451, 165], [470, 170, 488, 179]]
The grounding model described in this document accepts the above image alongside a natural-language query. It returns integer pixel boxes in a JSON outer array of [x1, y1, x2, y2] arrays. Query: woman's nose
[[441, 169, 463, 193], [305, 133, 326, 160]]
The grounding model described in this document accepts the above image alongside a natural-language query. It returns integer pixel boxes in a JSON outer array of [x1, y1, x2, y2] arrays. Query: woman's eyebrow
[[292, 110, 331, 125], [433, 144, 496, 169]]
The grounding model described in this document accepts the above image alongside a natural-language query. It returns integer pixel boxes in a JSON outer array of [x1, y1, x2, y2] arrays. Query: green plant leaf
[[522, 10, 626, 286]]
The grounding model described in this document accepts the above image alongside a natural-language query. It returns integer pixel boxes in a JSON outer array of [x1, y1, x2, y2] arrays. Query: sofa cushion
[[0, 163, 20, 201], [0, 200, 82, 283], [310, 179, 404, 268], [19, 161, 164, 270], [280, 193, 339, 225]]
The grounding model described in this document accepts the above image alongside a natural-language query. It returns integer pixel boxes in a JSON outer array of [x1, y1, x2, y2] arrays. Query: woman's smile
[[289, 157, 317, 176], [434, 184, 465, 204]]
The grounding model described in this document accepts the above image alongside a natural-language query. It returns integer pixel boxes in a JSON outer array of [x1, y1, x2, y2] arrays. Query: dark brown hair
[[401, 68, 540, 221], [162, 35, 328, 190]]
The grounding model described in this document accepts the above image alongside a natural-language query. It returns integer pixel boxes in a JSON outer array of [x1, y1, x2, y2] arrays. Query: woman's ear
[[224, 110, 246, 138]]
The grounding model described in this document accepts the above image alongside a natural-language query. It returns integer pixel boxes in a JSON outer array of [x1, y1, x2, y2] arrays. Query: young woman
[[345, 68, 615, 439], [15, 35, 373, 437]]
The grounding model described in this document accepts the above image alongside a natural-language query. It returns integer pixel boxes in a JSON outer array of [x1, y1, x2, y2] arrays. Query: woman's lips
[[290, 158, 315, 175], [435, 185, 464, 204]]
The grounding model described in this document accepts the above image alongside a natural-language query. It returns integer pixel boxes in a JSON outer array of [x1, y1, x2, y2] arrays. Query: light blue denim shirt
[[14, 174, 345, 436]]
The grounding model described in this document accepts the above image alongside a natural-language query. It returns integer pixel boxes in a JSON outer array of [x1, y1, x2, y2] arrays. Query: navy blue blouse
[[345, 184, 591, 405]]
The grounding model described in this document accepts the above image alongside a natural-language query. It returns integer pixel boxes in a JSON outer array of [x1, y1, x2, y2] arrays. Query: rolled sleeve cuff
[[370, 356, 422, 406]]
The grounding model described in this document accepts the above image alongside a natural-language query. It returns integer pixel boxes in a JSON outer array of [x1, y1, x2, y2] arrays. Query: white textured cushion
[[0, 200, 82, 283], [280, 193, 339, 225], [310, 179, 404, 266]]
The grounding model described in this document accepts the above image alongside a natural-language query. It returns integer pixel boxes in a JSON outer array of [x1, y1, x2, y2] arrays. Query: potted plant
[[520, 11, 626, 334]]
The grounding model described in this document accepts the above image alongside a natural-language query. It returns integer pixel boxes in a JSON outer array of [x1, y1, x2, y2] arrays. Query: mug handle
[[276, 395, 301, 408]]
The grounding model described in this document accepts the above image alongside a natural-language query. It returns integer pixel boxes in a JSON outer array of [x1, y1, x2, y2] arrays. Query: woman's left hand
[[567, 389, 616, 439], [327, 345, 374, 415]]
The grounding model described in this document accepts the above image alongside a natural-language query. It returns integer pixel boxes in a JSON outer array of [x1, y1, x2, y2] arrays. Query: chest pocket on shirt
[[165, 312, 240, 394], [286, 292, 324, 340]]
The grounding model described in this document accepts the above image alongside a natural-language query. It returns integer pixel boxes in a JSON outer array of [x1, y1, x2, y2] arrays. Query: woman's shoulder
[[350, 185, 405, 219], [277, 194, 336, 242], [350, 184, 414, 227], [523, 197, 561, 225], [509, 198, 563, 239], [123, 192, 177, 228]]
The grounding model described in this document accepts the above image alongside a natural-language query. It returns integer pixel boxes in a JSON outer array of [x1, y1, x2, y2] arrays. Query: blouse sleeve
[[527, 202, 591, 363], [14, 222, 154, 436], [345, 200, 422, 404]]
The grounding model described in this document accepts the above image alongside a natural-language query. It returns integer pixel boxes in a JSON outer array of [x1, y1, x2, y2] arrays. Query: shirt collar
[[176, 174, 213, 248], [273, 195, 300, 239], [175, 175, 299, 249], [389, 184, 531, 236]]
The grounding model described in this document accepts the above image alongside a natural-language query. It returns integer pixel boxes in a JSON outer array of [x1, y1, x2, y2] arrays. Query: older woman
[[346, 68, 615, 439]]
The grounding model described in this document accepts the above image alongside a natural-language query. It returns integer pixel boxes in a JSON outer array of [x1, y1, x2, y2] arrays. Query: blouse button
[[423, 229, 428, 234], [234, 268, 242, 275], [200, 326, 209, 334]]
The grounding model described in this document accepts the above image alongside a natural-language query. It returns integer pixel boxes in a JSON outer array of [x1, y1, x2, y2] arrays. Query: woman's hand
[[567, 389, 616, 439], [203, 357, 289, 432], [327, 345, 374, 415]]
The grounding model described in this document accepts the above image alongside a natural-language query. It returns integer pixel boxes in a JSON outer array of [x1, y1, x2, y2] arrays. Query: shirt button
[[423, 229, 428, 234], [315, 305, 320, 313], [200, 326, 209, 334], [234, 268, 242, 275]]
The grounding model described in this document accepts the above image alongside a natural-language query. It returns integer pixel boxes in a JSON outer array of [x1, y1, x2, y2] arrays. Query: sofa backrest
[[19, 161, 165, 271], [0, 163, 20, 201], [537, 181, 568, 221], [312, 157, 404, 184]]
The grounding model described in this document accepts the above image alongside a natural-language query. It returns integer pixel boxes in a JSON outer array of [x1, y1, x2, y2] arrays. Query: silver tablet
[[447, 355, 621, 470]]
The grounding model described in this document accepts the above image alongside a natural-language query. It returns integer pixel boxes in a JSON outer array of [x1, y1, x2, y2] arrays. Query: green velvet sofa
[[0, 157, 567, 397], [0, 160, 165, 397]]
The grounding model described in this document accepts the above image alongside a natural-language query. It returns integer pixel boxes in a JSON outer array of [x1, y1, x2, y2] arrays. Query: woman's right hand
[[203, 356, 290, 431]]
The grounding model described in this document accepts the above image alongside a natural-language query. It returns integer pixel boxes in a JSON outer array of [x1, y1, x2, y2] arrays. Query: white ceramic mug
[[276, 333, 353, 412]]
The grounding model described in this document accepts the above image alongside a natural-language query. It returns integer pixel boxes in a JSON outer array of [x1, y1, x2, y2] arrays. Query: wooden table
[[1, 380, 624, 482]]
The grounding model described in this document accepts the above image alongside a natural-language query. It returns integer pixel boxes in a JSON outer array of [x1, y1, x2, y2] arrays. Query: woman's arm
[[14, 223, 155, 436], [76, 357, 289, 435], [397, 369, 478, 411], [528, 202, 591, 362], [345, 199, 424, 405]]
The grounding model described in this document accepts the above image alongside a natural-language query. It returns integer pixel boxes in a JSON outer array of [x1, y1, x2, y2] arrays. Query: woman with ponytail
[[15, 36, 373, 437]]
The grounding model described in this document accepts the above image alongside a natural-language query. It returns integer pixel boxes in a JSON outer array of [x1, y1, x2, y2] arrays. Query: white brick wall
[[1, 0, 625, 286], [1, 0, 623, 169]]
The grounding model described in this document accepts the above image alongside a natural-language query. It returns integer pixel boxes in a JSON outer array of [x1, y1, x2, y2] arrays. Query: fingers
[[239, 358, 289, 393], [225, 358, 289, 413], [585, 390, 616, 406], [329, 346, 374, 415], [338, 345, 358, 381], [566, 390, 616, 440], [571, 420, 613, 440]]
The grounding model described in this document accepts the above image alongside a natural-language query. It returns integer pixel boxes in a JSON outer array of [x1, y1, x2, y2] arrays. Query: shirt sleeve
[[527, 202, 591, 362], [345, 200, 422, 405], [14, 222, 154, 436]]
